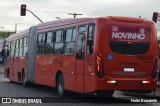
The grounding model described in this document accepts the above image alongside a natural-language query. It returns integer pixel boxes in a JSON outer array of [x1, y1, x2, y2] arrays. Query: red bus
[[4, 16, 158, 96]]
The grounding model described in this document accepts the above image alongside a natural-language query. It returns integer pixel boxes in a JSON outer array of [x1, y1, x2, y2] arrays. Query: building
[[0, 31, 15, 64]]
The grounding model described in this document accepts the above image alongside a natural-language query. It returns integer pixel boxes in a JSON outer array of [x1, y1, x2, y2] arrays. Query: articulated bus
[[4, 16, 158, 96]]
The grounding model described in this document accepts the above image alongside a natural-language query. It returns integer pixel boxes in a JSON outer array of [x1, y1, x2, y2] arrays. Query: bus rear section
[[93, 17, 158, 94]]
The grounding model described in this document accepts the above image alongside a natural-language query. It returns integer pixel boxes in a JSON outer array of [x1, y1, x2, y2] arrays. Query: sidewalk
[[123, 87, 160, 97], [0, 65, 4, 74], [155, 87, 160, 97]]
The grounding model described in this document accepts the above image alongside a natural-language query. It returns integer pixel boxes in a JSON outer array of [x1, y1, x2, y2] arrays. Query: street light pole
[[15, 23, 24, 33], [26, 9, 43, 23], [15, 24, 17, 33]]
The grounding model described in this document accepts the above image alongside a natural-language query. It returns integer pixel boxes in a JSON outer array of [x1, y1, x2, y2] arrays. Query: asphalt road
[[0, 74, 159, 106]]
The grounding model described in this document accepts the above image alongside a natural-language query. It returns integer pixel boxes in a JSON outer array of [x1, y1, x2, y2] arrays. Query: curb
[[0, 65, 4, 67], [123, 88, 160, 97], [0, 65, 4, 74]]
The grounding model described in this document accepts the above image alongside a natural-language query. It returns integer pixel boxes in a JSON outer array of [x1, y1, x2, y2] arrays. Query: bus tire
[[97, 90, 114, 97], [22, 71, 27, 87], [7, 70, 9, 78], [56, 74, 65, 96]]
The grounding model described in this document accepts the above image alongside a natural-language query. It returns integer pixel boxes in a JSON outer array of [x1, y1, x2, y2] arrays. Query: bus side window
[[54, 30, 64, 55], [78, 26, 86, 33], [23, 37, 28, 56], [44, 32, 53, 54], [64, 28, 76, 55], [76, 34, 85, 59], [37, 33, 44, 54], [87, 24, 95, 54], [11, 41, 15, 58], [19, 38, 23, 57], [6, 42, 10, 57], [15, 39, 19, 57]]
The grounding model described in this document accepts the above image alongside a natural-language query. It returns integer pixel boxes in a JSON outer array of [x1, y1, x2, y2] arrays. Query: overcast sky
[[0, 0, 160, 33]]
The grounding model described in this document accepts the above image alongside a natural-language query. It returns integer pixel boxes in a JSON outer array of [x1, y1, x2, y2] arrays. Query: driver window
[[87, 24, 95, 54]]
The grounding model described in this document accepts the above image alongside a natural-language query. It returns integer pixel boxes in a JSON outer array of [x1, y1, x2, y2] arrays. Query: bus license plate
[[124, 68, 134, 72]]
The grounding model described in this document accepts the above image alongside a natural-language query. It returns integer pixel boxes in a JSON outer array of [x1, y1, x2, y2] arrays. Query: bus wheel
[[56, 74, 65, 96], [22, 71, 27, 87], [7, 70, 9, 78], [97, 90, 115, 97]]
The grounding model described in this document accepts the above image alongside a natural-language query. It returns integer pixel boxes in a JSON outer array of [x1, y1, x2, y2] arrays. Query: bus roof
[[6, 28, 30, 41], [38, 18, 92, 26], [37, 18, 92, 30], [109, 16, 155, 24], [109, 16, 145, 22], [6, 16, 154, 41], [37, 16, 154, 30]]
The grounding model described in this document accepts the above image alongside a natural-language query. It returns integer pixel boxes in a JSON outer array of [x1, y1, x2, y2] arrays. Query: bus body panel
[[34, 20, 94, 92], [4, 17, 158, 95], [88, 17, 158, 92], [5, 29, 30, 83]]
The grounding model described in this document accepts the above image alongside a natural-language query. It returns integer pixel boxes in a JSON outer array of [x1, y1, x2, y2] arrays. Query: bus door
[[13, 39, 20, 81], [75, 33, 85, 92]]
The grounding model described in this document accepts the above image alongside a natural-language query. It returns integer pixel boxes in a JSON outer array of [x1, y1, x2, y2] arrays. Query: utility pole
[[15, 24, 17, 33], [68, 13, 83, 18], [15, 23, 23, 33]]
